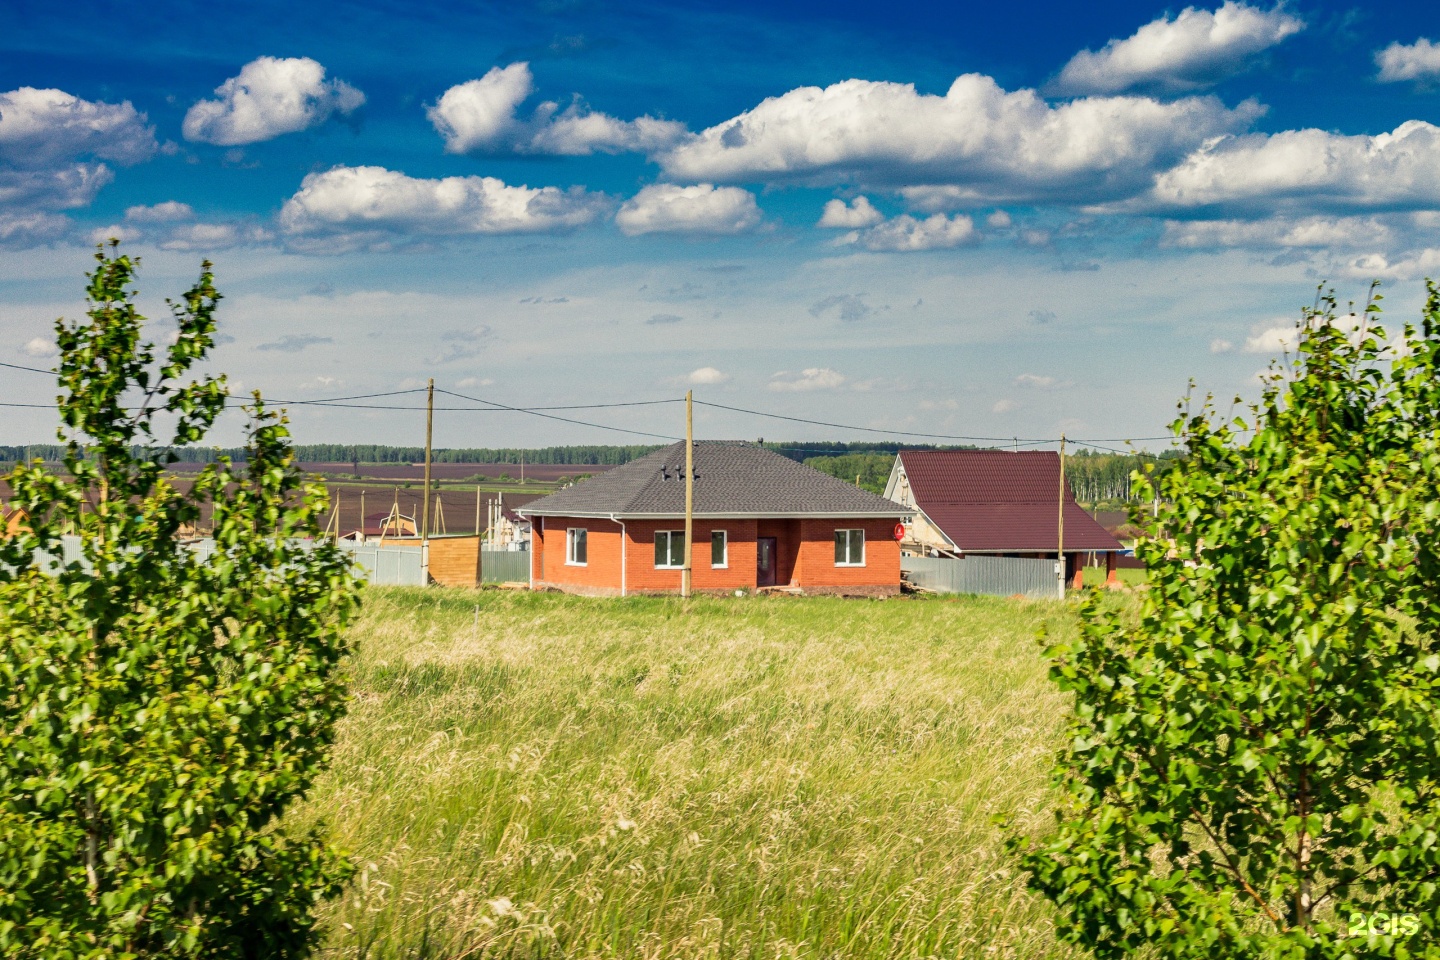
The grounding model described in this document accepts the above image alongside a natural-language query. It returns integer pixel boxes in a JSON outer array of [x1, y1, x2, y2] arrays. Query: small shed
[[1, 506, 29, 538], [884, 450, 1124, 586], [518, 441, 912, 597]]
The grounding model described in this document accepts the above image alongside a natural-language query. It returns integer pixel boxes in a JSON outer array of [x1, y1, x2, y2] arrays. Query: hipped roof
[[898, 450, 1122, 552], [518, 441, 911, 519]]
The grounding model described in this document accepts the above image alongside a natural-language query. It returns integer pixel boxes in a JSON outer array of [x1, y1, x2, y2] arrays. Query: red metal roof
[[898, 450, 1122, 552]]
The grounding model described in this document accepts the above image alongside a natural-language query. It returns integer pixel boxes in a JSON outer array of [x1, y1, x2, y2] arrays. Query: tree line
[[3, 440, 986, 468], [1064, 449, 1180, 504]]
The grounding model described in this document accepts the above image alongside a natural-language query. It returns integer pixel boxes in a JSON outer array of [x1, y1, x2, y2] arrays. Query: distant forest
[[2, 441, 1178, 502], [0, 440, 973, 467]]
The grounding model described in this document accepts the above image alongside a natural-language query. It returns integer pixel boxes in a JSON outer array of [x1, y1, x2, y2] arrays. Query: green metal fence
[[481, 548, 530, 584]]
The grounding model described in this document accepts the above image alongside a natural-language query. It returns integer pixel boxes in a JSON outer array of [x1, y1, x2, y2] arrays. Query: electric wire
[[692, 399, 1051, 444], [3, 356, 1179, 450], [434, 388, 681, 441]]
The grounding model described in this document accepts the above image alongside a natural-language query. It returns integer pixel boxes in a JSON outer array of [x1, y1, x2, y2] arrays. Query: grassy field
[[301, 589, 1083, 959]]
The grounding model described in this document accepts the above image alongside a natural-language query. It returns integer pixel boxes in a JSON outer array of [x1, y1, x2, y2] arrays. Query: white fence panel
[[337, 540, 426, 586], [902, 555, 1056, 599], [20, 536, 427, 586]]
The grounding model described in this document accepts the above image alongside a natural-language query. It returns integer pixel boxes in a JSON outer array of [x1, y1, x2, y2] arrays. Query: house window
[[834, 529, 865, 566], [566, 527, 587, 565], [711, 530, 728, 568], [655, 530, 685, 569]]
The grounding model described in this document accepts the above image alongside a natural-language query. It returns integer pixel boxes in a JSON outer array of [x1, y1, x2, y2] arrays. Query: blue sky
[[3, 0, 1439, 451]]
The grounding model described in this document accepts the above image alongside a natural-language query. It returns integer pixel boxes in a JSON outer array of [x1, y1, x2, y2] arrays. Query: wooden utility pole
[[681, 390, 694, 598], [1057, 434, 1067, 599], [421, 378, 434, 541]]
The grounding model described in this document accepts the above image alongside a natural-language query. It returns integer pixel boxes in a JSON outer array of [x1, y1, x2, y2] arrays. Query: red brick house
[[518, 441, 912, 597], [884, 450, 1124, 586]]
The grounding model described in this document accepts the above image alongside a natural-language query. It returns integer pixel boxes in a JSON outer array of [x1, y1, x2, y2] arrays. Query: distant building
[[485, 494, 531, 551], [884, 450, 1124, 586], [1, 506, 28, 538], [518, 441, 912, 596], [354, 510, 416, 539]]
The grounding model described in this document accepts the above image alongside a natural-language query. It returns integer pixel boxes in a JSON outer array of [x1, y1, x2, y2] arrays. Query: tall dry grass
[[299, 589, 1081, 959]]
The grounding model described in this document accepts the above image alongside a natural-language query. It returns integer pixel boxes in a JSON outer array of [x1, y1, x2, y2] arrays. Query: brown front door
[[757, 537, 777, 586]]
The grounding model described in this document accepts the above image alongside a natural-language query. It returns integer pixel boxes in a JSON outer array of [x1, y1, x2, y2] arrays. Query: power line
[[435, 388, 681, 442], [692, 399, 1052, 444], [0, 360, 53, 375], [3, 367, 1179, 449]]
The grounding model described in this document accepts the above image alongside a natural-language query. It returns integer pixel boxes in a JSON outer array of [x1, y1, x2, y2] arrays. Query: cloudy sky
[[3, 0, 1438, 452]]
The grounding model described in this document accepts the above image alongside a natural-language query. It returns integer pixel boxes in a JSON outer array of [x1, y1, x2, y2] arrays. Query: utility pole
[[1057, 434, 1067, 600], [681, 390, 694, 598], [421, 378, 434, 541]]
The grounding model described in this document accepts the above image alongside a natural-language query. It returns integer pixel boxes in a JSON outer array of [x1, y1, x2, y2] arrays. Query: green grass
[[302, 589, 1082, 959]]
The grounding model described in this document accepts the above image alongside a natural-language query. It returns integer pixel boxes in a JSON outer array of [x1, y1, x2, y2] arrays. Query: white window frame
[[710, 529, 728, 569], [655, 530, 685, 569], [566, 527, 588, 566], [835, 528, 865, 567]]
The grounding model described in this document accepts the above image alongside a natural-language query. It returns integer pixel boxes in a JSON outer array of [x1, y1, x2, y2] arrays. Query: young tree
[[0, 245, 360, 957], [1014, 283, 1440, 958]]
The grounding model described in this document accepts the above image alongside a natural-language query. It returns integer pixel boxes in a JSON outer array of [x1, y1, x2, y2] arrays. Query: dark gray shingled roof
[[517, 442, 912, 519]]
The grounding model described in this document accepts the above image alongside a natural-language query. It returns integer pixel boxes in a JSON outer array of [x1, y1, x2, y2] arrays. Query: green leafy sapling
[[1014, 282, 1440, 959], [0, 244, 361, 958]]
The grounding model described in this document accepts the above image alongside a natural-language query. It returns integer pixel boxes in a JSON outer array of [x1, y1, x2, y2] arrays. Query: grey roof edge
[[517, 508, 914, 520]]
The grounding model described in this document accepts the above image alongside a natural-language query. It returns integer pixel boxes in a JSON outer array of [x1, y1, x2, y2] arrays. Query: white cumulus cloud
[[0, 211, 69, 246], [768, 368, 846, 392], [159, 221, 274, 251], [1243, 324, 1299, 353], [0, 87, 156, 168], [1053, 2, 1303, 96], [279, 165, 609, 251], [88, 223, 141, 245], [0, 87, 155, 227], [1341, 248, 1440, 281], [1123, 121, 1440, 215], [429, 62, 686, 156], [656, 74, 1258, 205], [1162, 214, 1396, 249], [818, 196, 882, 227], [615, 183, 761, 235], [22, 336, 58, 358], [841, 212, 977, 252], [183, 56, 365, 146], [0, 165, 113, 212], [124, 201, 194, 222], [1015, 373, 1074, 389], [684, 366, 730, 385], [1376, 38, 1440, 83]]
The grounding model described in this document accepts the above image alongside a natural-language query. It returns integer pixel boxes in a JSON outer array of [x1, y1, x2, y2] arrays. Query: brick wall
[[624, 518, 758, 594], [530, 514, 902, 596], [531, 516, 626, 596], [793, 518, 902, 595]]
